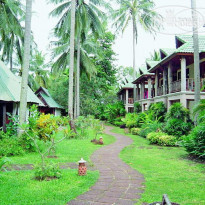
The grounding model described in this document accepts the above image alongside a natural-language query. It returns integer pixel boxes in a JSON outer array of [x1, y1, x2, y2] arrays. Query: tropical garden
[[0, 0, 205, 204]]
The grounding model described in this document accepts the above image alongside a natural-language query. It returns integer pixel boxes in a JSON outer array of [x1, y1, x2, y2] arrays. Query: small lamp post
[[99, 137, 103, 145], [78, 158, 87, 176]]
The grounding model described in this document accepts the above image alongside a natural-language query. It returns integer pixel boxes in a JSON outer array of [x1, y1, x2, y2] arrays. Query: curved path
[[68, 126, 145, 205]]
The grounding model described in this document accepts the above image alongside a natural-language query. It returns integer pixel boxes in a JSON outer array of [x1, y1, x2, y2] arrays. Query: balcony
[[170, 80, 181, 93], [157, 86, 163, 96]]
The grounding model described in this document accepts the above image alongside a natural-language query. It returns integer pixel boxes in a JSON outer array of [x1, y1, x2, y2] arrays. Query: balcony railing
[[171, 80, 181, 93], [128, 98, 134, 104], [157, 86, 163, 96]]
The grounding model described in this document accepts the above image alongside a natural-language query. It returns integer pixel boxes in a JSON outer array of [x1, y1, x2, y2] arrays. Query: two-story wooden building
[[133, 35, 205, 111]]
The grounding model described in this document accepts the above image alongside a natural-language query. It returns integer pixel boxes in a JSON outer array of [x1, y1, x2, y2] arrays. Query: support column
[[168, 62, 173, 93], [163, 68, 168, 95], [136, 84, 139, 101], [148, 77, 152, 99], [141, 82, 145, 100], [155, 70, 158, 97], [3, 103, 6, 133], [126, 89, 129, 105], [181, 57, 187, 92]]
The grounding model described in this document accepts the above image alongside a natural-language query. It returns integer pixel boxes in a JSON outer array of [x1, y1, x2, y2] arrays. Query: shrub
[[112, 117, 124, 127], [122, 112, 148, 129], [130, 128, 141, 135], [34, 163, 61, 180], [148, 102, 167, 122], [182, 123, 205, 159], [163, 119, 193, 139], [103, 101, 126, 123], [166, 102, 190, 121], [0, 136, 25, 157], [139, 122, 162, 138], [134, 102, 141, 113], [147, 132, 176, 146]]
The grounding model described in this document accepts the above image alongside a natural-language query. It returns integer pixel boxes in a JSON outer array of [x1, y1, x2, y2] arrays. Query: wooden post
[[148, 77, 152, 99], [3, 103, 6, 133], [155, 70, 158, 97]]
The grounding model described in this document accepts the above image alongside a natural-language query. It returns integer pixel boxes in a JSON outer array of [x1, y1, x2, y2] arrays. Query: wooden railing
[[128, 98, 134, 104], [171, 80, 181, 93], [157, 86, 163, 96]]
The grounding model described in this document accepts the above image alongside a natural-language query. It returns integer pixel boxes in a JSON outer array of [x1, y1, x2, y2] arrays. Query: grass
[[112, 127, 205, 205], [9, 131, 115, 165], [0, 129, 115, 204], [0, 169, 98, 205]]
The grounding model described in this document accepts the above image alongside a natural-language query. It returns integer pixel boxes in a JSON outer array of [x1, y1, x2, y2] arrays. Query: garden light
[[99, 137, 103, 145], [78, 158, 87, 176]]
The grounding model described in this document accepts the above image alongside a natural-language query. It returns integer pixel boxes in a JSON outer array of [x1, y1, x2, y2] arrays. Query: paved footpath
[[68, 126, 145, 205]]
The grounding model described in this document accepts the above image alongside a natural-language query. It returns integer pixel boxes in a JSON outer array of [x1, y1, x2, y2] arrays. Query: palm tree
[[149, 50, 161, 61], [112, 0, 161, 102], [19, 0, 33, 133], [50, 0, 106, 117], [68, 0, 76, 123], [191, 0, 200, 105], [29, 51, 49, 91], [0, 0, 24, 71]]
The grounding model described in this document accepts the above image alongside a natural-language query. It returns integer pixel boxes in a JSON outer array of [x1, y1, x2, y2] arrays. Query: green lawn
[[0, 169, 98, 205], [112, 127, 205, 205], [0, 130, 115, 204], [9, 131, 115, 165]]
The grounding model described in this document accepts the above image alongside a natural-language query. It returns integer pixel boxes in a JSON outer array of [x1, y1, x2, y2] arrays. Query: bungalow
[[0, 61, 42, 132], [133, 35, 205, 111], [35, 87, 63, 116], [117, 66, 149, 112]]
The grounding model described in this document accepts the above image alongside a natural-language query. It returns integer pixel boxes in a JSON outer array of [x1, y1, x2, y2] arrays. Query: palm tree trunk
[[19, 0, 33, 134], [191, 0, 201, 104], [68, 0, 76, 122], [76, 37, 80, 117], [74, 72, 77, 119], [132, 17, 137, 103]]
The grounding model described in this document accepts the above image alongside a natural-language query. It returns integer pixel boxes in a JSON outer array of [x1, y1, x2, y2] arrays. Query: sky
[[32, 0, 205, 69]]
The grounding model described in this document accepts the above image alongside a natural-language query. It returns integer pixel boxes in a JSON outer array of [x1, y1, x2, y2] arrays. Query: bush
[[148, 102, 167, 122], [182, 123, 205, 159], [103, 101, 126, 123], [147, 132, 176, 146], [130, 128, 141, 135], [122, 112, 148, 129], [163, 119, 193, 139], [112, 117, 124, 127], [0, 136, 25, 157], [134, 102, 141, 113], [166, 102, 190, 121], [139, 122, 162, 138], [34, 163, 61, 180]]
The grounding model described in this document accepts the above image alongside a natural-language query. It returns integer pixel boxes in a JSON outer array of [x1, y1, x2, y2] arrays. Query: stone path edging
[[68, 126, 145, 205]]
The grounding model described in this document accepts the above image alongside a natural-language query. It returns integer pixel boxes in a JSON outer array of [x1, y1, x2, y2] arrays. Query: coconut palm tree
[[0, 0, 24, 71], [50, 0, 106, 118], [112, 0, 161, 102], [29, 51, 49, 91], [19, 0, 33, 132]]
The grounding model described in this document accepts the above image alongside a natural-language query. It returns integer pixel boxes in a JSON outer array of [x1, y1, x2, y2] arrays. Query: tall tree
[[112, 0, 161, 102], [191, 0, 200, 104], [19, 0, 33, 132], [50, 0, 106, 117], [68, 0, 76, 122], [0, 0, 24, 71]]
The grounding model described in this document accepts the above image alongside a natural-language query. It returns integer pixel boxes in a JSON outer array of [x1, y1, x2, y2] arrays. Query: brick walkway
[[68, 126, 145, 205]]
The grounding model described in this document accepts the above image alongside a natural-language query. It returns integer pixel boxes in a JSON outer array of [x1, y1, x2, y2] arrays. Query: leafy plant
[[0, 157, 11, 173], [182, 123, 205, 159], [139, 122, 162, 138], [148, 102, 166, 122], [34, 163, 61, 181], [0, 136, 25, 157], [6, 113, 19, 136], [130, 128, 141, 135], [134, 102, 141, 113], [166, 102, 190, 121], [103, 101, 126, 123], [147, 132, 176, 146], [163, 119, 193, 139]]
